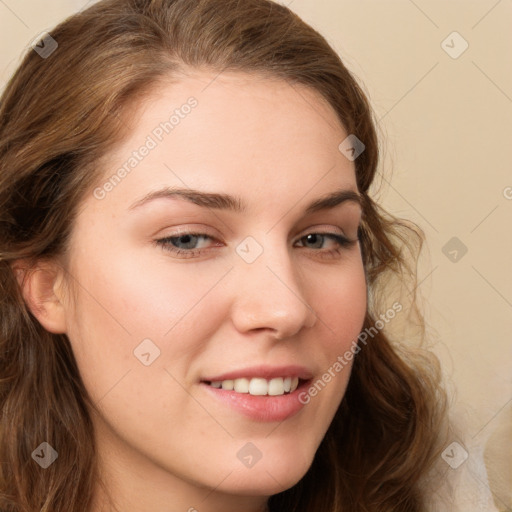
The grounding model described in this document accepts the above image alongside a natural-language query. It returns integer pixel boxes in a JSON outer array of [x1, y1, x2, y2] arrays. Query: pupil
[[307, 234, 321, 247], [174, 234, 196, 249]]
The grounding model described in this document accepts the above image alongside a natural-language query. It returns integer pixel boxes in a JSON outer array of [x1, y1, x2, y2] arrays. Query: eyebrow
[[128, 186, 362, 214]]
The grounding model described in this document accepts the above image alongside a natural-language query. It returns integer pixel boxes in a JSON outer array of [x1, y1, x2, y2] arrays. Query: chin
[[223, 445, 315, 496], [225, 469, 307, 497]]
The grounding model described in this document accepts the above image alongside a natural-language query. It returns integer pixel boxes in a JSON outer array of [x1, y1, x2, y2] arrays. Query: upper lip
[[201, 365, 314, 382]]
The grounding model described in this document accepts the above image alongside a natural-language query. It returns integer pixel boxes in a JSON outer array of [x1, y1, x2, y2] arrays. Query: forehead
[[88, 70, 358, 215]]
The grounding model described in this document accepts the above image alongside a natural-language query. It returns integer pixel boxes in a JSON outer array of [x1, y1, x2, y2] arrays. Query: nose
[[229, 242, 317, 340]]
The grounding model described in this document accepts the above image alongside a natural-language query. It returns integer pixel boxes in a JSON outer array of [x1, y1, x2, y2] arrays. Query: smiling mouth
[[202, 376, 303, 396]]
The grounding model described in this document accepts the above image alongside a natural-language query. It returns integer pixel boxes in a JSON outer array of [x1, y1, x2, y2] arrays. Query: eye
[[295, 232, 358, 259], [155, 232, 219, 258], [154, 230, 359, 259]]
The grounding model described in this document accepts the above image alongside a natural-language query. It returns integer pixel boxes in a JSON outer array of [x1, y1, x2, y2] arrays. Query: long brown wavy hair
[[0, 0, 448, 510]]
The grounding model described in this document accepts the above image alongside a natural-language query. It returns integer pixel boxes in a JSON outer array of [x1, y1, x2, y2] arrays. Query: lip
[[199, 365, 314, 422], [201, 364, 314, 382], [200, 379, 311, 422]]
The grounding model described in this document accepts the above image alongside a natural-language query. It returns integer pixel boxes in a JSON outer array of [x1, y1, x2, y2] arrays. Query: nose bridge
[[229, 233, 317, 338]]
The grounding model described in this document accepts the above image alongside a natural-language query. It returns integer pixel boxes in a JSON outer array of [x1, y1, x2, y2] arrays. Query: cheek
[[303, 258, 367, 409], [316, 258, 367, 346], [62, 246, 235, 407], [67, 247, 223, 342]]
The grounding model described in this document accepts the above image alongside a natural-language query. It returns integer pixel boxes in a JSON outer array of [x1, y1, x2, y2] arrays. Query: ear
[[13, 260, 68, 334]]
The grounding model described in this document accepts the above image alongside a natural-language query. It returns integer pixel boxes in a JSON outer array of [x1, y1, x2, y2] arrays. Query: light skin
[[22, 70, 367, 512]]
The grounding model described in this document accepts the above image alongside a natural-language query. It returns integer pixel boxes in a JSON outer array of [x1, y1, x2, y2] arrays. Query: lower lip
[[200, 381, 310, 422]]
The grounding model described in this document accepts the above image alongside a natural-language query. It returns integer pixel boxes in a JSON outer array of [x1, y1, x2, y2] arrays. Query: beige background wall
[[1, 0, 510, 509]]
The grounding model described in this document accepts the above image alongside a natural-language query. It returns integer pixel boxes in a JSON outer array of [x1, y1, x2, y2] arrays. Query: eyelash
[[154, 230, 359, 260]]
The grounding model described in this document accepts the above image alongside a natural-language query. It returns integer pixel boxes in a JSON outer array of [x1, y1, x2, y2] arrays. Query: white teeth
[[268, 378, 284, 396], [234, 378, 249, 393], [208, 376, 302, 396], [249, 378, 268, 396], [221, 379, 234, 390]]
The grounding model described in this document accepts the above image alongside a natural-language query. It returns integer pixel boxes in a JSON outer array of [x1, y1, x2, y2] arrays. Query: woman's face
[[60, 71, 367, 509]]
